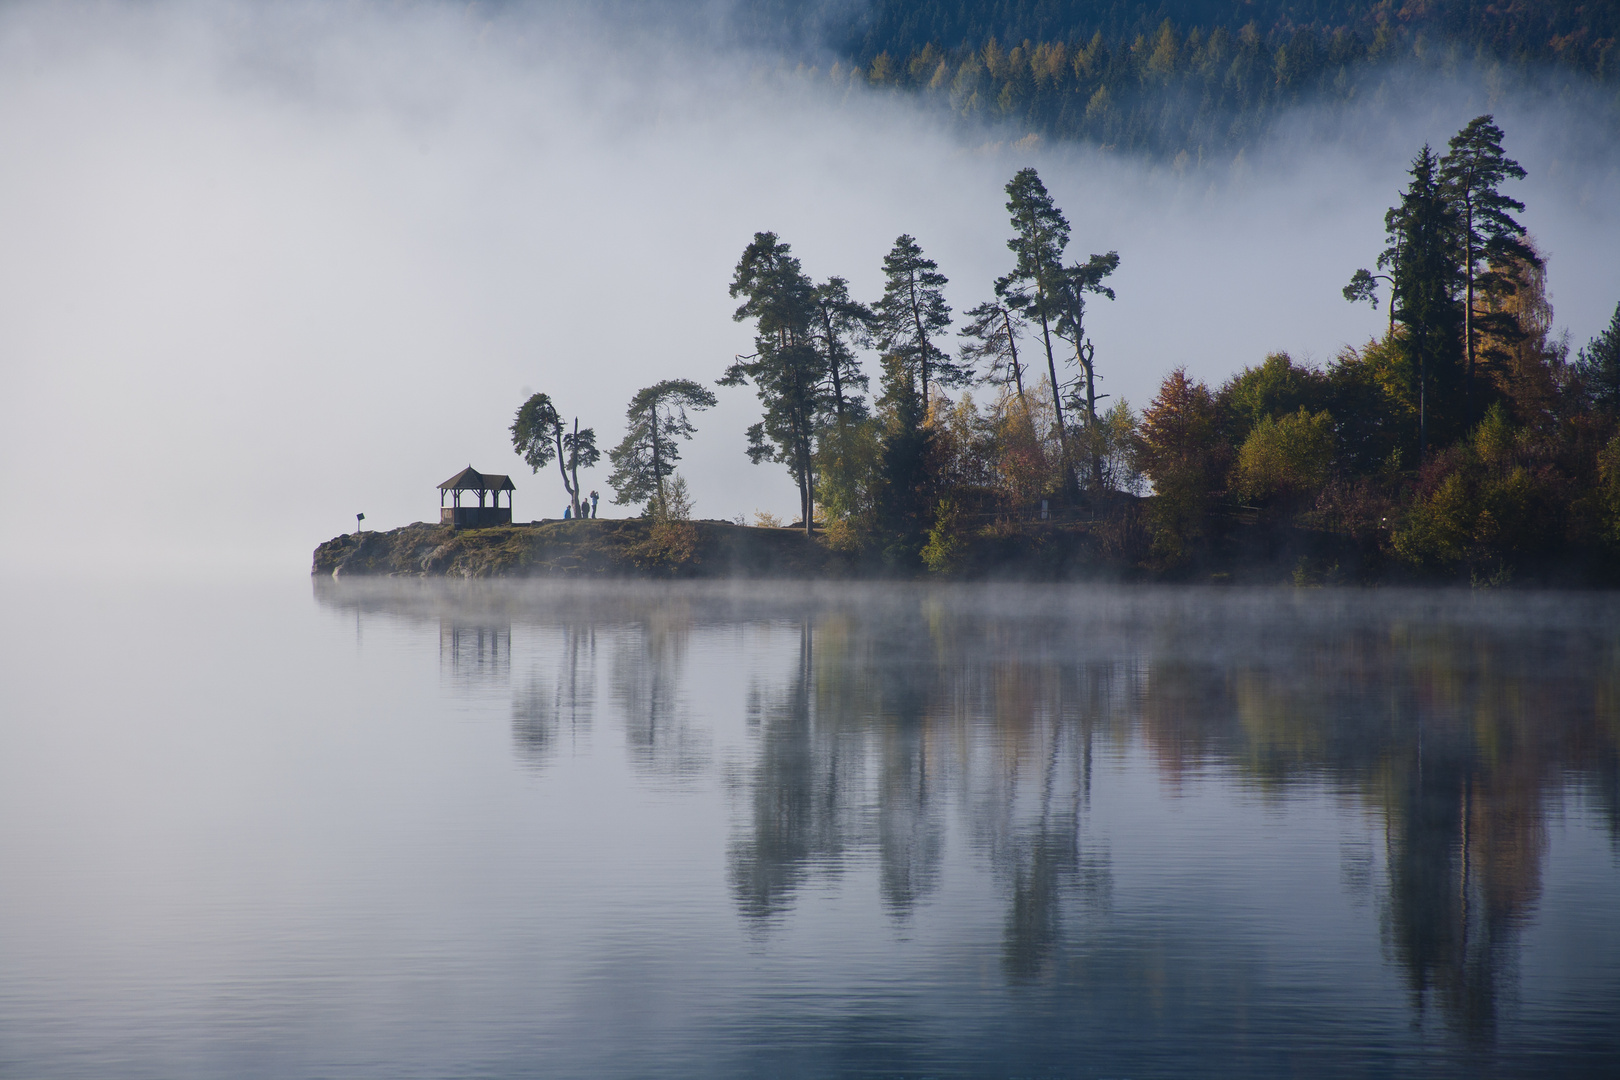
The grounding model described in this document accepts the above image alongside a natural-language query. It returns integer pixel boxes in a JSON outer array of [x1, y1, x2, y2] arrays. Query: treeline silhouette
[[733, 0, 1618, 158], [720, 114, 1620, 584], [491, 112, 1618, 585]]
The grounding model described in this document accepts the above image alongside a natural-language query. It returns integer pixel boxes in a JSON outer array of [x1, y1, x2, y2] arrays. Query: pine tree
[[958, 299, 1028, 406], [998, 167, 1118, 491], [1343, 251, 1398, 340], [998, 168, 1071, 464], [1055, 250, 1120, 490], [872, 234, 960, 409], [723, 232, 825, 534], [510, 393, 599, 518], [811, 276, 873, 423], [607, 379, 716, 517], [1440, 115, 1537, 426]]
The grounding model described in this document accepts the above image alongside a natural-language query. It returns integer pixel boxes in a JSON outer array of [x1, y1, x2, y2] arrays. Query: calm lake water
[[1, 576, 1617, 1079]]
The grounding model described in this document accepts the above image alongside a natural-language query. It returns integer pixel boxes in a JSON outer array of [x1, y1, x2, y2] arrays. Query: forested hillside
[[729, 0, 1618, 157]]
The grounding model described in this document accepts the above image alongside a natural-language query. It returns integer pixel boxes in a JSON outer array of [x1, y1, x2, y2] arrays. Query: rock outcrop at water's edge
[[313, 520, 841, 580], [310, 518, 1150, 581]]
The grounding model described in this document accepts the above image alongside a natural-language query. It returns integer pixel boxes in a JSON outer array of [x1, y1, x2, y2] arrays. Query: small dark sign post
[[356, 512, 365, 533]]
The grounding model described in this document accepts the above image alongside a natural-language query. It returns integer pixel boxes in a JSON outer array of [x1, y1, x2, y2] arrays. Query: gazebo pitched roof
[[438, 466, 516, 492]]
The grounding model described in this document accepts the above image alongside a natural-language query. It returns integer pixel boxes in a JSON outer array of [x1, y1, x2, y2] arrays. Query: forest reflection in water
[[317, 578, 1620, 1046]]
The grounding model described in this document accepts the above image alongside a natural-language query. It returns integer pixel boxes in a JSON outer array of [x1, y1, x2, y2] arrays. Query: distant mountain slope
[[735, 0, 1616, 74], [725, 0, 1617, 157]]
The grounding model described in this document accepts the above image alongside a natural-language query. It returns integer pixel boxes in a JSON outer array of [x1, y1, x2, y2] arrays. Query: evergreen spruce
[[1387, 146, 1464, 456], [874, 353, 934, 566]]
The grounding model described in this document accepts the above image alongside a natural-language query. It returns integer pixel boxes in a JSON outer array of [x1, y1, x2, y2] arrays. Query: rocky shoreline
[[313, 515, 1611, 586], [309, 516, 1154, 581], [311, 519, 843, 580]]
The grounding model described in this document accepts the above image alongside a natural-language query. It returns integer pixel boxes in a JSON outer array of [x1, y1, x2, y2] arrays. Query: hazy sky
[[1, 1, 1616, 573]]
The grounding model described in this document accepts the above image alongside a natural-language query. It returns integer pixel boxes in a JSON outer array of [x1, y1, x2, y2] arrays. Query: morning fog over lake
[[5, 0, 1620, 1075], [1, 578, 1614, 1077]]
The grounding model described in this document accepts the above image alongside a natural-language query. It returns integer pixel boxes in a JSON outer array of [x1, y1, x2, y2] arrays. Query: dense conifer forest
[[729, 0, 1618, 157]]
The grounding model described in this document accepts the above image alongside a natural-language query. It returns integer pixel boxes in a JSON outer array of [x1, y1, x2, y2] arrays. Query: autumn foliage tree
[[1138, 368, 1223, 562]]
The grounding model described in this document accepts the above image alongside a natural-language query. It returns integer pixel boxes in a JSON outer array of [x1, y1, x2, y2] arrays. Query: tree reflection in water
[[610, 598, 712, 783], [727, 591, 1618, 1033], [1137, 609, 1617, 1042], [730, 601, 1119, 980], [314, 579, 1620, 1041], [511, 622, 595, 771]]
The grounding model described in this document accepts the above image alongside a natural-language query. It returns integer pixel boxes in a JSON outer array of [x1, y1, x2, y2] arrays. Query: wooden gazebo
[[439, 466, 515, 528]]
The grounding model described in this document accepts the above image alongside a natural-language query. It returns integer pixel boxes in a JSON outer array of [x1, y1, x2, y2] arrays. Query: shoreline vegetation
[[319, 116, 1620, 588], [309, 511, 1614, 586]]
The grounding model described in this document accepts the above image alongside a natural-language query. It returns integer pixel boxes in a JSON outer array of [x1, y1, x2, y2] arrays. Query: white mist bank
[[0, 1, 1614, 574]]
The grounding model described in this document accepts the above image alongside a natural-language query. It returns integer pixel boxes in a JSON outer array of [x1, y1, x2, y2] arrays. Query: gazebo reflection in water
[[439, 619, 511, 686], [438, 466, 515, 528]]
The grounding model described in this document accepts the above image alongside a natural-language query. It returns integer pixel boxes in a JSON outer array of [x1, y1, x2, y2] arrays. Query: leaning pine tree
[[606, 379, 716, 519], [998, 169, 1071, 461]]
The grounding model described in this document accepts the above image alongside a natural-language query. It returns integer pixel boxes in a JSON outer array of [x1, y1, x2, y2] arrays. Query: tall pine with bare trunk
[[998, 168, 1071, 471], [1440, 115, 1536, 427], [723, 232, 825, 534]]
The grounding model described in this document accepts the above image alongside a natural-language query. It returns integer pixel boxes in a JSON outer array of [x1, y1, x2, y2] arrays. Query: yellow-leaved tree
[[1229, 408, 1335, 507]]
